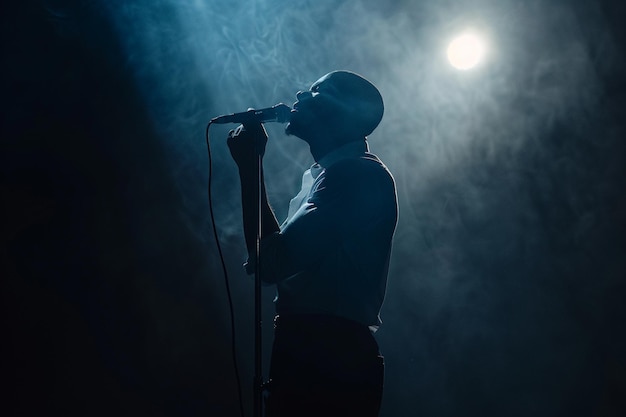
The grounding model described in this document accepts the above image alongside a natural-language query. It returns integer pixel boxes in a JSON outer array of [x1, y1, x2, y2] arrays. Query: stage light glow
[[447, 33, 485, 70]]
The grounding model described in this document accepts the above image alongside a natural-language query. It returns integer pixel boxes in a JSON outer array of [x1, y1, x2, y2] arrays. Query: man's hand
[[226, 119, 281, 260], [226, 120, 268, 172]]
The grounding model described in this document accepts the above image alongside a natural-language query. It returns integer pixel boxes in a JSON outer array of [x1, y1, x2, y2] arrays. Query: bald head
[[287, 71, 385, 158], [311, 71, 384, 137]]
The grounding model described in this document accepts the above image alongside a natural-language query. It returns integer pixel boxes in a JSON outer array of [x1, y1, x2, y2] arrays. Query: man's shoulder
[[325, 153, 393, 183], [319, 154, 396, 201], [316, 154, 397, 221], [326, 152, 387, 172]]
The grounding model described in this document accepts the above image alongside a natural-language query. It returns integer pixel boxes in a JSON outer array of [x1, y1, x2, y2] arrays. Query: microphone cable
[[205, 121, 245, 417]]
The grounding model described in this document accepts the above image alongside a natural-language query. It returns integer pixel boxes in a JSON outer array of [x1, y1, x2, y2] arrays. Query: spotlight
[[447, 33, 485, 70]]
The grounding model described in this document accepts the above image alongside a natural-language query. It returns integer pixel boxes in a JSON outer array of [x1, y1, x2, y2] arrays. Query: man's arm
[[227, 123, 280, 257]]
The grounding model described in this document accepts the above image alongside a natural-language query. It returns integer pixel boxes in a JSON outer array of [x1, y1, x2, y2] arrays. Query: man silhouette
[[227, 70, 397, 417]]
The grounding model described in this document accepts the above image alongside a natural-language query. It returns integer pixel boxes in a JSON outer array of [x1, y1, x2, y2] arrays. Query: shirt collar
[[312, 140, 369, 175]]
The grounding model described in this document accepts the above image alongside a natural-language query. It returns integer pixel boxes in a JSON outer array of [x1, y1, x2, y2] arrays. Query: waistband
[[272, 313, 380, 357], [273, 313, 370, 333]]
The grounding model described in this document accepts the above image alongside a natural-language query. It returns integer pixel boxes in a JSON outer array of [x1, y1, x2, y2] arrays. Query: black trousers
[[264, 314, 384, 417]]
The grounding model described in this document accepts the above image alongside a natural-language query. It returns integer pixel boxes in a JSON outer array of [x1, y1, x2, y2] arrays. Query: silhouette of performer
[[227, 70, 397, 417]]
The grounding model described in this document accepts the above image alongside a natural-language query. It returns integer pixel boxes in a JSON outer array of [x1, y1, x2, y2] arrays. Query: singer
[[226, 70, 398, 417]]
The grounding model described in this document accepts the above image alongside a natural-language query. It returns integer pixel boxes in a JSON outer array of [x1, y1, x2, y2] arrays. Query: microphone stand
[[253, 133, 263, 417], [214, 112, 288, 417]]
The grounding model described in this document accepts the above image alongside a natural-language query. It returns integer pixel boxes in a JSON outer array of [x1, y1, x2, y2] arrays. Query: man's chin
[[285, 119, 312, 142]]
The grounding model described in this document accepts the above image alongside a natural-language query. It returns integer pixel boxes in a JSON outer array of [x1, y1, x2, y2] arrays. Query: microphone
[[210, 103, 291, 124]]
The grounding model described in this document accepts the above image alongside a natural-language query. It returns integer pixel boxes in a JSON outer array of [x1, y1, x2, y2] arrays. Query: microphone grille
[[273, 103, 292, 123]]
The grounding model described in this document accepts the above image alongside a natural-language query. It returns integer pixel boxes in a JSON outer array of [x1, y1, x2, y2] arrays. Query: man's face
[[285, 73, 348, 141]]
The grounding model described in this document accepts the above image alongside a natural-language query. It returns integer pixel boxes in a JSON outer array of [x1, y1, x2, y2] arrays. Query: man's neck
[[309, 136, 365, 162]]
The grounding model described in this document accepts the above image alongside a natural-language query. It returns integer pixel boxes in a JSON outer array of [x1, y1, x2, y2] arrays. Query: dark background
[[2, 0, 625, 416]]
